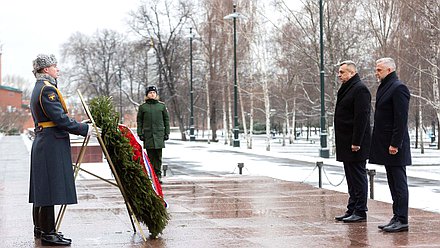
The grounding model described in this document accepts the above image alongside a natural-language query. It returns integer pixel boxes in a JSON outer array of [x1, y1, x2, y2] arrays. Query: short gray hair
[[376, 57, 396, 70], [339, 60, 357, 72]]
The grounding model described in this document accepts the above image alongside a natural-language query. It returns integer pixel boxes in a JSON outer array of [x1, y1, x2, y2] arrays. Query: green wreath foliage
[[89, 96, 169, 238]]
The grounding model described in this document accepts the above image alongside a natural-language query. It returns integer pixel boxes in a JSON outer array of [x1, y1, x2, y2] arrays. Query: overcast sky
[[0, 0, 302, 85], [0, 0, 140, 83]]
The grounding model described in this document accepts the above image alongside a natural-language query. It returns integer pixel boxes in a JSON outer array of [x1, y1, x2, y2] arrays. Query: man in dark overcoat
[[137, 85, 170, 181], [334, 61, 371, 223], [29, 54, 91, 245], [370, 57, 411, 232]]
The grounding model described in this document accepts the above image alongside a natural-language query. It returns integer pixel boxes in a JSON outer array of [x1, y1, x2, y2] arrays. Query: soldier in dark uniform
[[29, 54, 92, 246], [137, 85, 170, 182]]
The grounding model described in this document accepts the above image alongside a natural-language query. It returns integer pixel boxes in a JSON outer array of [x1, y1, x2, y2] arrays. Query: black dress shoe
[[378, 216, 397, 229], [41, 233, 72, 246], [335, 213, 352, 221], [343, 214, 367, 223], [383, 220, 408, 232]]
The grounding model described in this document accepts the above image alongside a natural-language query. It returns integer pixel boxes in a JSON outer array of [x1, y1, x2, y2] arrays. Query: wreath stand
[[55, 90, 147, 242]]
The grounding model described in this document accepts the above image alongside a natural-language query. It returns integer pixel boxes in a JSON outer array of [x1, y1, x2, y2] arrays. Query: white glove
[[87, 124, 93, 137], [86, 123, 102, 137], [93, 127, 102, 137]]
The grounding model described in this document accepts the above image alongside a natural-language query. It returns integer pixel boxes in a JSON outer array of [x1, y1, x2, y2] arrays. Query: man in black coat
[[334, 61, 371, 223], [29, 54, 92, 245], [370, 57, 411, 232]]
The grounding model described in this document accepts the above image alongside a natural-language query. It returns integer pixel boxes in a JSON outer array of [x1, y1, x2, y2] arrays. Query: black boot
[[35, 227, 71, 242], [33, 205, 42, 238], [39, 206, 72, 245], [41, 233, 71, 246], [34, 227, 42, 239]]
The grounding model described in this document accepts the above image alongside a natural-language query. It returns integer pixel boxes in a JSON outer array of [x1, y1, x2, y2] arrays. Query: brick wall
[[0, 86, 22, 111], [71, 142, 103, 163]]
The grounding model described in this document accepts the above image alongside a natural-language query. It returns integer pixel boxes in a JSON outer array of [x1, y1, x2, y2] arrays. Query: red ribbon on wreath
[[118, 124, 165, 203]]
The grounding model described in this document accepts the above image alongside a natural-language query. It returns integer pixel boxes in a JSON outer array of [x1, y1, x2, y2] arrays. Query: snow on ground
[[21, 132, 440, 214], [163, 136, 440, 214]]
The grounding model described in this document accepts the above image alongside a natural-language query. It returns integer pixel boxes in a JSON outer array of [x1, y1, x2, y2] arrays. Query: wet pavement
[[1, 135, 440, 247]]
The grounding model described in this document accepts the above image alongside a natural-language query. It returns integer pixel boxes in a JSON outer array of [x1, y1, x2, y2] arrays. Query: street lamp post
[[224, 3, 242, 147], [319, 0, 329, 158], [118, 67, 123, 124], [189, 27, 195, 141]]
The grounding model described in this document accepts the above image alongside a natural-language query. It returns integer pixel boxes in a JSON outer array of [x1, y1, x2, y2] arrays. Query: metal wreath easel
[[55, 90, 147, 242]]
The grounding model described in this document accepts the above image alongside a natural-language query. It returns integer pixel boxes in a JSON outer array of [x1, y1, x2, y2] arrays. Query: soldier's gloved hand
[[81, 119, 92, 124], [87, 124, 93, 137], [87, 124, 101, 137], [92, 127, 101, 137], [139, 135, 145, 141], [164, 134, 169, 141]]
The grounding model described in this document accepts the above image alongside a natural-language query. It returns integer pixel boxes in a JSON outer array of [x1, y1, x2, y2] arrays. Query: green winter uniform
[[137, 99, 170, 177]]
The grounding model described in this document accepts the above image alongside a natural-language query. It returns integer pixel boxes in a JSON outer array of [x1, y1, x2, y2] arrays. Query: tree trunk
[[419, 64, 424, 153], [205, 73, 211, 144], [263, 78, 271, 151]]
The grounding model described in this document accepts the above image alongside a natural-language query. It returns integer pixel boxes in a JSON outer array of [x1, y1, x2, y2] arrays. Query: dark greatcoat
[[369, 72, 411, 166], [334, 73, 371, 162], [137, 99, 170, 149], [29, 78, 88, 207]]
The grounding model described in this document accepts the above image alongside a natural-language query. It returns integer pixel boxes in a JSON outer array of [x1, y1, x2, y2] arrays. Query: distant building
[[0, 48, 33, 134], [0, 85, 22, 112]]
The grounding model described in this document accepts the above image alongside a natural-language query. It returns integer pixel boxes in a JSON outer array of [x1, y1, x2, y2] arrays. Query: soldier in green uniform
[[137, 85, 170, 182]]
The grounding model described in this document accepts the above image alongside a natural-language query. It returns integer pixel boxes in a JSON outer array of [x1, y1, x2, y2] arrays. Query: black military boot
[[39, 206, 72, 246], [33, 206, 42, 238], [35, 205, 71, 241], [41, 232, 71, 246]]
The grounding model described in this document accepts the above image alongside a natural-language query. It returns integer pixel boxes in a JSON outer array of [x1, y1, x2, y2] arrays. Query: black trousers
[[146, 148, 162, 178], [343, 161, 368, 216], [33, 205, 55, 234], [385, 165, 409, 223]]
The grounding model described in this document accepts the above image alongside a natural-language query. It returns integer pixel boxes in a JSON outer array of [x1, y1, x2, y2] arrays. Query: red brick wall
[[0, 88, 22, 111], [71, 143, 103, 163]]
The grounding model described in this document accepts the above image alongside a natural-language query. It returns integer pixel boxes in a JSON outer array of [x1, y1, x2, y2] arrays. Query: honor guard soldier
[[29, 54, 92, 246], [137, 85, 170, 182]]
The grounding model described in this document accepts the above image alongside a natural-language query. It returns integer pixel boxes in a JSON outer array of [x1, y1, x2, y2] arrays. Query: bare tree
[[249, 4, 276, 151], [398, 0, 439, 148], [54, 0, 436, 147], [0, 109, 30, 134], [129, 0, 193, 140], [198, 0, 232, 142], [272, 0, 374, 152], [362, 0, 401, 57], [61, 30, 125, 99]]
